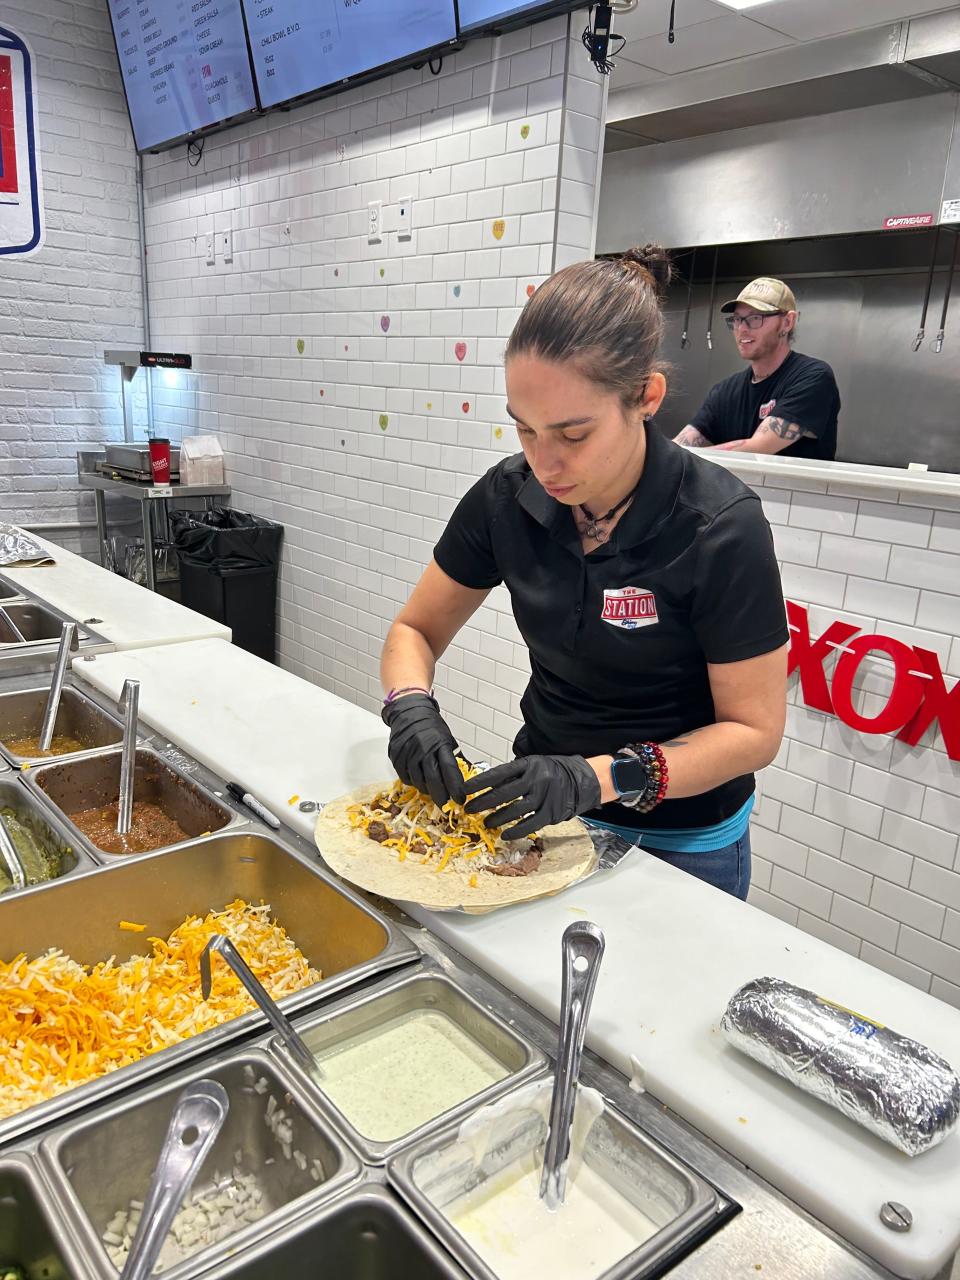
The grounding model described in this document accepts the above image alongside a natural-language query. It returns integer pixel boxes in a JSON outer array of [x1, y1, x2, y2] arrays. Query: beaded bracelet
[[618, 741, 669, 814]]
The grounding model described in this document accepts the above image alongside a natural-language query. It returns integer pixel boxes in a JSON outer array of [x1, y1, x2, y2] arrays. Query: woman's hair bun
[[620, 244, 674, 299]]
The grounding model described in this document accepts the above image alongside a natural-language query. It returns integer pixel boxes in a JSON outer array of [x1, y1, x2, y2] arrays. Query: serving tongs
[[540, 920, 606, 1210], [0, 605, 26, 644], [0, 813, 27, 891], [117, 678, 140, 837], [200, 934, 319, 1079], [38, 621, 77, 753], [119, 1079, 229, 1280]]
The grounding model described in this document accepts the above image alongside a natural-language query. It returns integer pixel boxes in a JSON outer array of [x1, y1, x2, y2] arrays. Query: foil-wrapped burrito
[[721, 977, 960, 1156]]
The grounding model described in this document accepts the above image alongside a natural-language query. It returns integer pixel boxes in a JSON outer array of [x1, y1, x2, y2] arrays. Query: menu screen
[[458, 1, 564, 33], [242, 0, 456, 108], [107, 0, 258, 151]]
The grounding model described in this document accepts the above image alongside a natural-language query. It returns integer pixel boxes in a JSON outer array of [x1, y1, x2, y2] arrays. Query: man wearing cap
[[674, 277, 840, 460]]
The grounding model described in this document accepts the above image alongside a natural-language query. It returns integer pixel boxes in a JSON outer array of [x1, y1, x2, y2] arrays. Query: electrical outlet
[[220, 228, 233, 262], [368, 200, 382, 245], [397, 194, 413, 241], [203, 234, 215, 266]]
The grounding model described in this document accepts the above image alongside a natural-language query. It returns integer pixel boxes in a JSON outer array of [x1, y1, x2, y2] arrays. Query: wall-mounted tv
[[106, 0, 258, 152], [243, 0, 458, 110], [457, 0, 582, 36]]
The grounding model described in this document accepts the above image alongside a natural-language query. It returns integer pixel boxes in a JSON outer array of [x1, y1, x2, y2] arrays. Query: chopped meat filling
[[367, 820, 390, 843], [485, 848, 542, 878]]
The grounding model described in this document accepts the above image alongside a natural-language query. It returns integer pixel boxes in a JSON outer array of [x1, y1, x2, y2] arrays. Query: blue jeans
[[642, 830, 752, 900]]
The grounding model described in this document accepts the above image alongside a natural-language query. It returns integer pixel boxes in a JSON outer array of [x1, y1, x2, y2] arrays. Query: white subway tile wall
[[0, 0, 142, 552], [751, 479, 960, 1005], [18, 5, 948, 1007]]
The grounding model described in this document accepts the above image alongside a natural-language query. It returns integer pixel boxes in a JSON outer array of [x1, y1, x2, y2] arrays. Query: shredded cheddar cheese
[[118, 921, 146, 933], [0, 899, 320, 1121], [350, 762, 541, 885]]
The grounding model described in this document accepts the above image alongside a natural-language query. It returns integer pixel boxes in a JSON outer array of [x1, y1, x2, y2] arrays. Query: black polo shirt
[[433, 425, 788, 832], [691, 350, 840, 460]]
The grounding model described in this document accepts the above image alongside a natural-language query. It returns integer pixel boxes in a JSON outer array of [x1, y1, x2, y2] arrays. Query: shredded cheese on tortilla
[[348, 764, 540, 883], [0, 899, 320, 1121]]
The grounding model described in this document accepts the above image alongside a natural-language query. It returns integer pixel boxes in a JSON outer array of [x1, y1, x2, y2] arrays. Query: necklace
[[577, 484, 639, 542]]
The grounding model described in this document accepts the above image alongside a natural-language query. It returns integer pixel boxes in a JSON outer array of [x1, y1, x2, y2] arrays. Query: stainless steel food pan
[[272, 968, 547, 1165], [0, 601, 87, 647], [0, 1153, 94, 1279], [0, 575, 21, 601], [389, 1082, 728, 1280], [0, 829, 418, 1148], [0, 685, 124, 768], [0, 775, 98, 896], [23, 746, 236, 859], [186, 1184, 469, 1280], [40, 1049, 362, 1280]]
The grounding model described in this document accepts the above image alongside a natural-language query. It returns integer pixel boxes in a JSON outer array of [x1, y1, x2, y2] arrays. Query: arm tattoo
[[659, 727, 704, 748], [758, 417, 806, 443], [674, 426, 713, 448]]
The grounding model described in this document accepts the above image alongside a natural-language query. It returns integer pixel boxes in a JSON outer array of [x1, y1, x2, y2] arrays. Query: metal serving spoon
[[116, 678, 140, 836], [540, 920, 606, 1210], [0, 813, 27, 891], [38, 621, 77, 753], [119, 1079, 229, 1280], [200, 934, 319, 1079]]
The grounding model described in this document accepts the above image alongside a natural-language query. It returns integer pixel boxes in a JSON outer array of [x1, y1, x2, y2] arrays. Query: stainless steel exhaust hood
[[606, 10, 960, 150]]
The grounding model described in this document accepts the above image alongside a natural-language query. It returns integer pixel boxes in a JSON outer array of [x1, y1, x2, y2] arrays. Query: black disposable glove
[[381, 693, 466, 808], [463, 754, 601, 840]]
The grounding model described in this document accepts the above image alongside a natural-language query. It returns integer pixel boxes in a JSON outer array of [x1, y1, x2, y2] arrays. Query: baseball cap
[[720, 277, 796, 314]]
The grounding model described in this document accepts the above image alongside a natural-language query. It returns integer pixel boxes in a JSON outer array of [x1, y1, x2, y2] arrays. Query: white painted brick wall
[[0, 0, 143, 554], [748, 475, 960, 1008]]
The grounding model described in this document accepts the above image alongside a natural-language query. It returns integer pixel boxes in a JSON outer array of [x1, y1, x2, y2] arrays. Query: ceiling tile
[[730, 0, 959, 42], [618, 14, 795, 74], [614, 0, 732, 41]]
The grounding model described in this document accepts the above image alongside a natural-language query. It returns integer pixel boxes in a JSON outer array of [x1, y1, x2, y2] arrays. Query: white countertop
[[693, 447, 960, 498], [73, 636, 960, 1280], [2, 530, 231, 649]]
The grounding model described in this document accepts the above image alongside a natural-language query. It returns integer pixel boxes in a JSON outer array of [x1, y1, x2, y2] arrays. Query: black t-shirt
[[691, 350, 840, 460], [433, 424, 788, 832]]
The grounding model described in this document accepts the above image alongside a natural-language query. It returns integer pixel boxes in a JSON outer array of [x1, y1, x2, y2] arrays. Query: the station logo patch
[[0, 23, 44, 257], [759, 398, 777, 420], [601, 586, 658, 630]]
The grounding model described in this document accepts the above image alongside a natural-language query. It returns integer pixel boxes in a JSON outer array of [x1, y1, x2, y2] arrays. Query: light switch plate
[[397, 194, 412, 241], [220, 228, 233, 262], [204, 234, 215, 265]]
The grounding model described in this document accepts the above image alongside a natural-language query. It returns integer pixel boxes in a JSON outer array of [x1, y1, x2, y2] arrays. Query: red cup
[[148, 437, 170, 484]]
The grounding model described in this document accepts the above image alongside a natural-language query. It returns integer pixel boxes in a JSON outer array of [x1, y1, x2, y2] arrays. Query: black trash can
[[169, 508, 283, 662]]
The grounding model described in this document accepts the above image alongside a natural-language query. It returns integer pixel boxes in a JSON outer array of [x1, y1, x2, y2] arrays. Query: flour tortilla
[[315, 781, 598, 914]]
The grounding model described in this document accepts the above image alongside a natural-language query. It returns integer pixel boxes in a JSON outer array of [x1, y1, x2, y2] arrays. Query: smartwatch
[[610, 752, 650, 802]]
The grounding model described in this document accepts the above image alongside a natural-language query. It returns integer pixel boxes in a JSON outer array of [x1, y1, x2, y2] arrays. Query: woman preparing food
[[379, 246, 788, 899]]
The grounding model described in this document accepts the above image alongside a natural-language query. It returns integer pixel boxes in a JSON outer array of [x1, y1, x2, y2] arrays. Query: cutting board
[[3, 533, 230, 649], [74, 641, 960, 1278]]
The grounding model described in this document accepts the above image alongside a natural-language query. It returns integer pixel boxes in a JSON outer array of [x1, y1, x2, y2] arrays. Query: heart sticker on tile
[[379, 267, 385, 278], [427, 402, 433, 410], [454, 342, 467, 361], [380, 315, 390, 332], [296, 338, 305, 354], [526, 283, 536, 297], [379, 414, 389, 430], [520, 124, 530, 139], [494, 427, 503, 439], [319, 389, 325, 396], [334, 268, 339, 277], [453, 284, 461, 297], [344, 344, 349, 351], [462, 402, 470, 413], [492, 219, 506, 240]]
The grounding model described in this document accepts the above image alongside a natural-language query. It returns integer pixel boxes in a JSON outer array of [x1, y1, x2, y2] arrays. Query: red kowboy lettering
[[786, 601, 960, 762]]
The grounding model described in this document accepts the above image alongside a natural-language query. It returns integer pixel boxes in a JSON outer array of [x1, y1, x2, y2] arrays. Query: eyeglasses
[[725, 312, 784, 331]]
